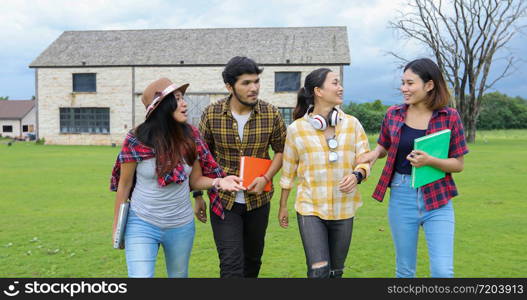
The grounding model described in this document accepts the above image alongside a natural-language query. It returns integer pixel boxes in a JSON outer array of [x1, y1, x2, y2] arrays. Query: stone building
[[29, 26, 350, 145]]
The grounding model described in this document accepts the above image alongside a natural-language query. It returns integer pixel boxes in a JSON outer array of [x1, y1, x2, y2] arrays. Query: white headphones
[[306, 105, 339, 131]]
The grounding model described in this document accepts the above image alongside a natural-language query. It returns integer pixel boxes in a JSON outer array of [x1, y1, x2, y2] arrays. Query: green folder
[[411, 129, 451, 188]]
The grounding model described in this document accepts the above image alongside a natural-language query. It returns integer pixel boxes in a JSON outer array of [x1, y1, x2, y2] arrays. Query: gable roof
[[0, 100, 35, 120], [29, 26, 350, 67]]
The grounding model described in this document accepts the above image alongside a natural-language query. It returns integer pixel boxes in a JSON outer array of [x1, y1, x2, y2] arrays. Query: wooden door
[[185, 94, 210, 127]]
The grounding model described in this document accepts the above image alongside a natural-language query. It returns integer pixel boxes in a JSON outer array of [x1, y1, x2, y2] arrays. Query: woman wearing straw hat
[[110, 78, 245, 277]]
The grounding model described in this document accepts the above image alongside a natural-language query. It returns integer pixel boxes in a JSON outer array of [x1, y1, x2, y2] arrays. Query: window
[[275, 72, 301, 92], [2, 125, 13, 133], [278, 107, 293, 125], [60, 107, 109, 134], [22, 125, 29, 132], [73, 73, 96, 92]]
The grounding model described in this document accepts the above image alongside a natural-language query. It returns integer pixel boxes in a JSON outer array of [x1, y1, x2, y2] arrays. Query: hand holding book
[[247, 176, 270, 195], [113, 200, 129, 249], [411, 129, 451, 188], [406, 150, 432, 167], [239, 156, 273, 193]]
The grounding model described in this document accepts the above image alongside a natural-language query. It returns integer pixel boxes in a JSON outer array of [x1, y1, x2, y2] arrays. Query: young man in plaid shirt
[[193, 56, 287, 278]]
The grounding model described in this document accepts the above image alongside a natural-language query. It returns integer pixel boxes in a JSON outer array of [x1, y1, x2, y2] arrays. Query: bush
[[35, 137, 46, 145]]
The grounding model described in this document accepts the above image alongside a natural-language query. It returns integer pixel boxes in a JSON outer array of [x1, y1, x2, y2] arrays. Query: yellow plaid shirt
[[199, 96, 287, 211], [280, 110, 370, 220]]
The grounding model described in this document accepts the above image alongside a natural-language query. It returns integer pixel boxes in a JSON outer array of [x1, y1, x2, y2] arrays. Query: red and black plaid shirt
[[372, 104, 469, 211], [110, 125, 227, 218]]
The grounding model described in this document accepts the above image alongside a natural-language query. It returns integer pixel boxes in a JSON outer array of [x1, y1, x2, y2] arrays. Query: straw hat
[[141, 77, 189, 120]]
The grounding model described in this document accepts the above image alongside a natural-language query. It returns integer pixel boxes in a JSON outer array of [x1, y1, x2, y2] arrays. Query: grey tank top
[[130, 158, 193, 229]]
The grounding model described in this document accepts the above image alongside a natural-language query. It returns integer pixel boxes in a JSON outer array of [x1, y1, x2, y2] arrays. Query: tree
[[0, 96, 8, 100], [390, 0, 526, 142], [477, 92, 527, 129]]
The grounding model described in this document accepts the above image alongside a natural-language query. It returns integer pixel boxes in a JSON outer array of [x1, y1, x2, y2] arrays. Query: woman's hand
[[193, 196, 207, 223], [278, 206, 289, 228], [357, 145, 387, 168], [338, 174, 358, 194], [218, 175, 246, 192], [357, 150, 379, 167], [406, 150, 431, 168]]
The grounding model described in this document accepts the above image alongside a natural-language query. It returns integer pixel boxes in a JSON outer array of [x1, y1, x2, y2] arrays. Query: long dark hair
[[293, 68, 332, 120], [404, 58, 450, 110], [135, 93, 196, 177]]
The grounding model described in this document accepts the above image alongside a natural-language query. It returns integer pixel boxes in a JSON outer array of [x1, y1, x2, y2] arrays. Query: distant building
[[30, 26, 350, 145], [0, 100, 37, 139]]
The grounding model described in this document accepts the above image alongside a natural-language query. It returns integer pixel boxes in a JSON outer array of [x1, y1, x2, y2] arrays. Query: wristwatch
[[352, 171, 364, 184], [192, 190, 203, 198]]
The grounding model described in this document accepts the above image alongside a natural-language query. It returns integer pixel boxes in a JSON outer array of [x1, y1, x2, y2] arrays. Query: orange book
[[239, 156, 272, 192]]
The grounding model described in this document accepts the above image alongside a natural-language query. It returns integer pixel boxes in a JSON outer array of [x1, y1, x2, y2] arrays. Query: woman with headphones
[[278, 68, 371, 278]]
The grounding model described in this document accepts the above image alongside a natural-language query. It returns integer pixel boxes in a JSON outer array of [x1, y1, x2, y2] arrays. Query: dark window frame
[[22, 125, 29, 132], [2, 125, 13, 133], [278, 107, 294, 126], [275, 72, 301, 92], [72, 73, 97, 92], [59, 107, 110, 134]]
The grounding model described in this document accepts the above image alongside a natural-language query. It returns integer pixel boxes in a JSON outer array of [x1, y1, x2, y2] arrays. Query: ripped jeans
[[297, 213, 354, 278]]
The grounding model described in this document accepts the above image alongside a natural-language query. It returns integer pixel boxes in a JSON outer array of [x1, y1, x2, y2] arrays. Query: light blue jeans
[[124, 210, 195, 278], [388, 172, 455, 278]]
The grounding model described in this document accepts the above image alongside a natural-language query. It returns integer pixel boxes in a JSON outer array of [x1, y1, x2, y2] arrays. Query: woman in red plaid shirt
[[358, 58, 469, 278], [111, 78, 244, 277]]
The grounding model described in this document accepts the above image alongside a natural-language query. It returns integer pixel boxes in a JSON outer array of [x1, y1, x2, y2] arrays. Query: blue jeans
[[124, 210, 195, 278], [388, 172, 455, 278]]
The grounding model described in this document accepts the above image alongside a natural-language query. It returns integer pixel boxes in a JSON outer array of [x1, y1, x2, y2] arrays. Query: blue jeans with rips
[[388, 172, 455, 278], [124, 210, 195, 278]]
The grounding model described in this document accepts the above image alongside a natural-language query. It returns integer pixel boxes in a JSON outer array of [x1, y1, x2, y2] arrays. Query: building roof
[[0, 100, 35, 120], [29, 26, 350, 67]]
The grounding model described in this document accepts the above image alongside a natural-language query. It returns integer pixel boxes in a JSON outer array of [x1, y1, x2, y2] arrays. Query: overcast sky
[[1, 0, 526, 104]]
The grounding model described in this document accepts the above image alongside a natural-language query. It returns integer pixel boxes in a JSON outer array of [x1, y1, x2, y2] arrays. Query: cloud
[[0, 0, 525, 102]]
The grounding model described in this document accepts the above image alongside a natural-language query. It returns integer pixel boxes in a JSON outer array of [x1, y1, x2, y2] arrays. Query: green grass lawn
[[0, 130, 526, 278]]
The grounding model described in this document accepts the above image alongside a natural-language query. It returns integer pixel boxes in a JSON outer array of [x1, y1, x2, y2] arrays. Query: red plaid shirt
[[110, 125, 227, 218], [372, 104, 469, 211]]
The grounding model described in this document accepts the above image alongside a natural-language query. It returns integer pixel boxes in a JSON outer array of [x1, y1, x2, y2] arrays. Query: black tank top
[[395, 124, 427, 175]]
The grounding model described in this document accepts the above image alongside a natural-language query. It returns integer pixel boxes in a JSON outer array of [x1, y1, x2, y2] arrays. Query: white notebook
[[113, 201, 129, 249]]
